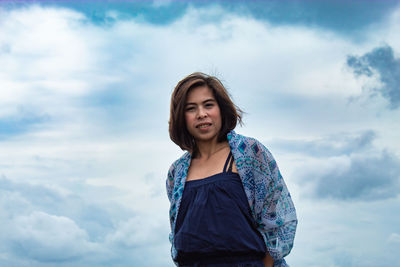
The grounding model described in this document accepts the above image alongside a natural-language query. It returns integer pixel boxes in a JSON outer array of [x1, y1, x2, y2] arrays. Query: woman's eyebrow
[[203, 98, 216, 103]]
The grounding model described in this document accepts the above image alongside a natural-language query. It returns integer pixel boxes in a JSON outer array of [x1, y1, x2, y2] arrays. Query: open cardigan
[[166, 130, 297, 267]]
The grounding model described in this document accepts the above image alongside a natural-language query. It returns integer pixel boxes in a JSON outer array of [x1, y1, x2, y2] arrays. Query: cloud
[[312, 150, 400, 201], [270, 130, 376, 157], [347, 45, 400, 109], [11, 211, 98, 262], [105, 216, 165, 248], [275, 131, 400, 201], [0, 176, 170, 266], [290, 193, 400, 266], [0, 4, 177, 137], [11, 0, 397, 38], [0, 112, 49, 140], [0, 0, 188, 26], [228, 1, 399, 37], [388, 233, 400, 244]]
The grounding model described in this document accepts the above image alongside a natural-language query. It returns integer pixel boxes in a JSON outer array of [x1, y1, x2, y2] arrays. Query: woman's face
[[184, 85, 222, 144]]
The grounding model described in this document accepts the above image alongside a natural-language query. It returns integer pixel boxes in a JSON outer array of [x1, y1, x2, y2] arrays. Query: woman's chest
[[186, 157, 226, 181]]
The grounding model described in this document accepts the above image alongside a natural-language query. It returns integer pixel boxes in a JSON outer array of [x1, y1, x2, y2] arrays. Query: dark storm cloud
[[314, 151, 400, 201], [270, 130, 376, 157], [347, 45, 400, 109]]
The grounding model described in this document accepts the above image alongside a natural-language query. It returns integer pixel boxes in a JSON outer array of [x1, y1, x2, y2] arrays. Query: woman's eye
[[205, 103, 214, 108], [185, 107, 195, 111]]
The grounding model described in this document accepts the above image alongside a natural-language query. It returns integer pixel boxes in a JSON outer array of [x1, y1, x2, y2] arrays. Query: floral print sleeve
[[228, 131, 297, 267]]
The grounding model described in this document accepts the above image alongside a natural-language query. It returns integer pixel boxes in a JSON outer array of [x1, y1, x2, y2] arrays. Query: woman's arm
[[254, 139, 297, 265], [228, 132, 297, 265], [263, 252, 274, 267]]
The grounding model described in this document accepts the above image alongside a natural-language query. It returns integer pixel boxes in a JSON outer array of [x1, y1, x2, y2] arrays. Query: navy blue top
[[174, 152, 266, 265]]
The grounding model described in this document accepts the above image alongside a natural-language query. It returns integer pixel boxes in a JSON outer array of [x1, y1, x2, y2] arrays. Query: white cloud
[[106, 216, 166, 248], [11, 211, 98, 261], [0, 175, 172, 266], [289, 196, 400, 267], [388, 233, 400, 244]]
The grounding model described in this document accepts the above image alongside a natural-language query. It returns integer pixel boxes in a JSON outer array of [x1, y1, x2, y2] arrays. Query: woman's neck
[[195, 139, 229, 160]]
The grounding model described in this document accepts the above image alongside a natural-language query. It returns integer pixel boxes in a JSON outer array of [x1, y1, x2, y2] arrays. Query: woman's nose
[[197, 107, 207, 118]]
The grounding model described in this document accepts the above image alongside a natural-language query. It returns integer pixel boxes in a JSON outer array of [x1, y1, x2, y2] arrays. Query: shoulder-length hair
[[169, 72, 243, 153]]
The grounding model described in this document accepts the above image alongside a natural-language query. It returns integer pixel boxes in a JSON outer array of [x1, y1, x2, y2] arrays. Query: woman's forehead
[[186, 85, 214, 102]]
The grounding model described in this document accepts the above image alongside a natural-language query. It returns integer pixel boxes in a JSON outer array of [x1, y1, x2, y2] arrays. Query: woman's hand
[[262, 252, 274, 267]]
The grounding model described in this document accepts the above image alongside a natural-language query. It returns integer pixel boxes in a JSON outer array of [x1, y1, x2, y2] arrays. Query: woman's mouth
[[197, 123, 212, 129]]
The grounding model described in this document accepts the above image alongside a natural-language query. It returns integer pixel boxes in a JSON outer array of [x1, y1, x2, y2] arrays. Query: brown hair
[[169, 72, 243, 153]]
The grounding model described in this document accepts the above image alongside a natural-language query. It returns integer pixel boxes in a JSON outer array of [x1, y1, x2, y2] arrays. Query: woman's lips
[[196, 123, 212, 129]]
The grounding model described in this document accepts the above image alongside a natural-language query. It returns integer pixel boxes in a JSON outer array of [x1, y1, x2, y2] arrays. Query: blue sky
[[0, 1, 400, 266]]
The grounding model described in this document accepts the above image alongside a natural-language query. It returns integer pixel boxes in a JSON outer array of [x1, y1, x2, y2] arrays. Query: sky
[[0, 0, 400, 266]]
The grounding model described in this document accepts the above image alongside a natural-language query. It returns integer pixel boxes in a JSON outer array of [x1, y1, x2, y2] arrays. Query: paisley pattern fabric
[[166, 130, 297, 267]]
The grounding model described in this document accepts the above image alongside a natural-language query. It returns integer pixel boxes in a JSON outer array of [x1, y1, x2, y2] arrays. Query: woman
[[167, 73, 297, 267]]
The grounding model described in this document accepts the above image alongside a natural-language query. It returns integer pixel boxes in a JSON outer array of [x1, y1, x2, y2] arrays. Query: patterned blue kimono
[[166, 130, 297, 267]]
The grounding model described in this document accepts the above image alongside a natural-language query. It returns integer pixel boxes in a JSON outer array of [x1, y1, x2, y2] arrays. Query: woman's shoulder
[[228, 130, 278, 166], [228, 131, 282, 183], [168, 151, 191, 175], [228, 130, 269, 153]]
